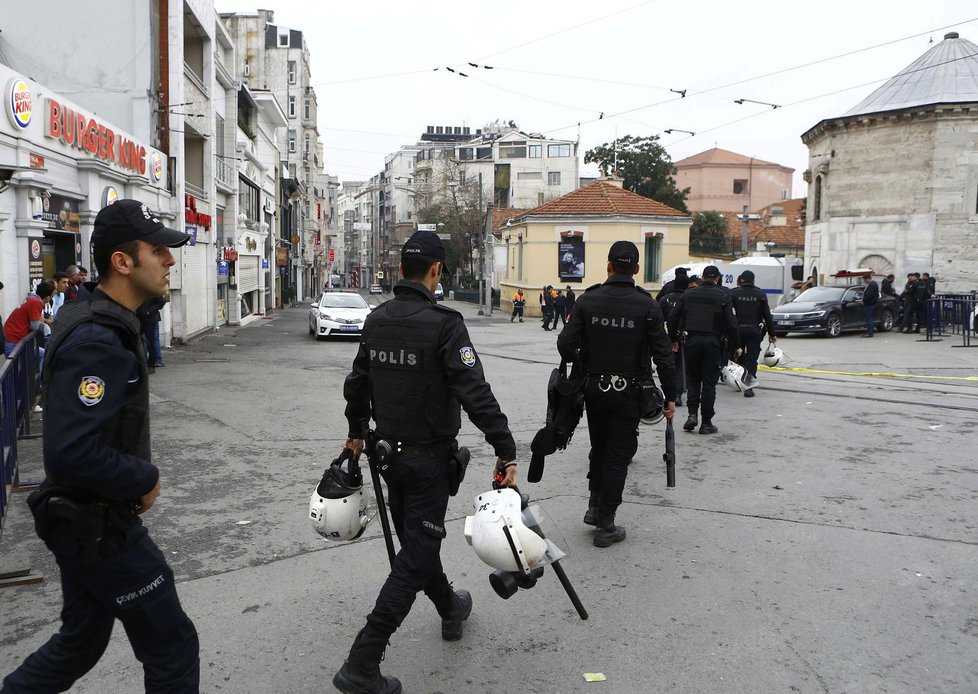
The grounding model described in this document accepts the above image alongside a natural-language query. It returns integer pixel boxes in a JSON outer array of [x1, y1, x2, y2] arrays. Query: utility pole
[[484, 203, 493, 316], [741, 204, 749, 254], [477, 172, 485, 315]]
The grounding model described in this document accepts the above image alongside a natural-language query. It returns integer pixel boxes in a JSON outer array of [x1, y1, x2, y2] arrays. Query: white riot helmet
[[721, 361, 756, 392], [464, 488, 548, 573], [309, 450, 369, 542], [762, 345, 784, 367], [640, 407, 664, 426]]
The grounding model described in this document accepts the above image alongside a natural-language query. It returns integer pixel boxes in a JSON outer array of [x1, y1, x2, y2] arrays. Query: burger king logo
[[152, 151, 163, 182], [6, 77, 32, 130]]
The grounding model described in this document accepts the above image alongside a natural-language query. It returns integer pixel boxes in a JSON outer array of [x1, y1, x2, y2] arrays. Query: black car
[[772, 285, 898, 337]]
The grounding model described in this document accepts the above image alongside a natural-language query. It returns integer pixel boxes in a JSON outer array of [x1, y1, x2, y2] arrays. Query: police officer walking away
[[730, 270, 776, 396], [557, 241, 676, 548], [667, 265, 740, 434], [335, 230, 518, 694], [3, 200, 199, 692]]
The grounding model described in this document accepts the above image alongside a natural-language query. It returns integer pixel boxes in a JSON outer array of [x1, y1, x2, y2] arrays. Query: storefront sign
[[28, 238, 43, 287], [558, 231, 585, 281], [102, 186, 118, 208], [41, 195, 80, 232], [275, 247, 288, 266], [222, 246, 238, 261], [186, 226, 198, 247], [184, 194, 212, 230], [218, 260, 229, 276], [30, 239, 41, 259], [262, 258, 269, 270], [29, 152, 44, 168], [48, 98, 147, 174], [6, 76, 32, 129]]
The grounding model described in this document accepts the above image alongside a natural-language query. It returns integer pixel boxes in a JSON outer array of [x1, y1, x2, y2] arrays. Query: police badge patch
[[459, 346, 477, 368], [78, 376, 106, 406]]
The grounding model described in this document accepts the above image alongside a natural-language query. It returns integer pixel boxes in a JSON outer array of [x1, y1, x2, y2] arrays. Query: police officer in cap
[[335, 230, 518, 694], [3, 200, 199, 692], [730, 270, 776, 398], [667, 264, 740, 434], [557, 241, 676, 548]]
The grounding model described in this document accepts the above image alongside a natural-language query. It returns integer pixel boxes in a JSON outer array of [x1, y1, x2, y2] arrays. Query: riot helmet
[[309, 449, 369, 541]]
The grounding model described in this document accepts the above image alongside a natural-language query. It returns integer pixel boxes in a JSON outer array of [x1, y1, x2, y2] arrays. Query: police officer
[[902, 272, 928, 333], [730, 270, 776, 398], [657, 275, 689, 406], [557, 241, 677, 548], [3, 200, 199, 692], [667, 265, 740, 434], [335, 230, 518, 694]]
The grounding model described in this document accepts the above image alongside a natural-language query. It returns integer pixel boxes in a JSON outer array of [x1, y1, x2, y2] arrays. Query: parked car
[[772, 284, 898, 337], [368, 284, 384, 295], [434, 282, 444, 301], [309, 291, 371, 339]]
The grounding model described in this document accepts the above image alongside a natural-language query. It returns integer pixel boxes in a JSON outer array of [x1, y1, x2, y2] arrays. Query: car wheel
[[825, 313, 842, 338], [878, 308, 894, 333]]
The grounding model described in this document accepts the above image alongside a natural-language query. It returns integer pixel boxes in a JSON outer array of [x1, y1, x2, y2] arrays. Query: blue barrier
[[0, 332, 40, 533], [926, 294, 978, 347]]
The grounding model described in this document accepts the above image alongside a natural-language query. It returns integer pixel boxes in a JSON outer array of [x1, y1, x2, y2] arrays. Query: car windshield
[[793, 287, 845, 302], [319, 293, 368, 309]]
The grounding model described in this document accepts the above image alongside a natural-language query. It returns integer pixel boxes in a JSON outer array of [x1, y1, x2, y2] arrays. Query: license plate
[[340, 325, 360, 331], [777, 320, 794, 326]]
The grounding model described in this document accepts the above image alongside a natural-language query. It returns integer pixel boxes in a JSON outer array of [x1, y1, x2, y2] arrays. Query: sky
[[215, 0, 978, 198]]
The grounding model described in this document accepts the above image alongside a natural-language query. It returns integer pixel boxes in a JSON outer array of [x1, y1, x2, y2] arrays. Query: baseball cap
[[608, 240, 639, 267], [401, 230, 450, 273], [702, 265, 721, 278], [739, 270, 755, 282], [92, 199, 191, 250]]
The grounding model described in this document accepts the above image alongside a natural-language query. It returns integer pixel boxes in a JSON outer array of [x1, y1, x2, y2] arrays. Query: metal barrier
[[926, 294, 978, 347], [0, 332, 44, 587]]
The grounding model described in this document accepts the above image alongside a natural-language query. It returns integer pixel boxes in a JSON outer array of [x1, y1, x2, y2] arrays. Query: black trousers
[[2, 523, 199, 693], [685, 335, 723, 421], [583, 383, 640, 523], [738, 327, 762, 378], [511, 306, 524, 320], [350, 447, 455, 669]]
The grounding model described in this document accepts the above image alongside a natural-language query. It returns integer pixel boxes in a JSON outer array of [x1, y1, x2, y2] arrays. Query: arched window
[[813, 175, 823, 221]]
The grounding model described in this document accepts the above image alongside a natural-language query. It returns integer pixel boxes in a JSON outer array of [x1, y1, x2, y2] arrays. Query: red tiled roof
[[491, 208, 533, 234], [674, 147, 782, 169], [724, 198, 806, 251], [520, 181, 688, 218]]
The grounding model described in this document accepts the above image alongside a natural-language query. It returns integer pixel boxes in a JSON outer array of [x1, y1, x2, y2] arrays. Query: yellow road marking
[[760, 365, 978, 381]]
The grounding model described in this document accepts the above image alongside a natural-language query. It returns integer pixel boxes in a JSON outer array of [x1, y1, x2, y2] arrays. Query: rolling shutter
[[182, 243, 209, 336], [237, 255, 260, 294]]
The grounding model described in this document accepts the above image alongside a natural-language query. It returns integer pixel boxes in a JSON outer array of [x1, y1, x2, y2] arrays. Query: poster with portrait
[[558, 232, 585, 281]]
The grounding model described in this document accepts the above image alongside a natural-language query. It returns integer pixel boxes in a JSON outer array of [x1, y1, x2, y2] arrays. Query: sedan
[[772, 285, 898, 337], [369, 284, 384, 295], [309, 291, 371, 339]]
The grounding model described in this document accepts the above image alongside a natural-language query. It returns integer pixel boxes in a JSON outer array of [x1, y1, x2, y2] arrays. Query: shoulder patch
[[78, 376, 106, 406], [459, 346, 477, 367]]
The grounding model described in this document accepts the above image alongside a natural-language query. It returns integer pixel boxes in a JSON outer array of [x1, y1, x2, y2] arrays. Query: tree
[[689, 211, 728, 255], [584, 135, 690, 212], [416, 179, 482, 286]]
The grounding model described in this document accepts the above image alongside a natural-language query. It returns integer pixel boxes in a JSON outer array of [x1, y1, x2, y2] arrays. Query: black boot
[[440, 589, 472, 641], [334, 630, 401, 694], [675, 395, 683, 407], [683, 413, 698, 432], [594, 517, 626, 548], [583, 491, 600, 526], [699, 419, 718, 434]]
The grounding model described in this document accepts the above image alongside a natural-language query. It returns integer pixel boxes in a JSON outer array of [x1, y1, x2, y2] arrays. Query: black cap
[[739, 270, 755, 282], [401, 230, 449, 273], [703, 265, 721, 278], [675, 267, 689, 276], [92, 199, 191, 250], [608, 240, 639, 267]]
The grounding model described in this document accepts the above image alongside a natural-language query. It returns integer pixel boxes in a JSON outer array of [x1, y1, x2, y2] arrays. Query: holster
[[637, 379, 665, 418], [448, 443, 470, 497], [26, 487, 109, 564]]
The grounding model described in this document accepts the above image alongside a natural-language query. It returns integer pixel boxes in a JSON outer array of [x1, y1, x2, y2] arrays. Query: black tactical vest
[[731, 285, 766, 327], [683, 284, 728, 334], [580, 283, 649, 376], [363, 299, 461, 442], [43, 293, 151, 465]]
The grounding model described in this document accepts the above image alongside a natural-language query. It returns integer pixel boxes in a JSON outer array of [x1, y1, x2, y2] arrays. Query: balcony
[[215, 155, 235, 194]]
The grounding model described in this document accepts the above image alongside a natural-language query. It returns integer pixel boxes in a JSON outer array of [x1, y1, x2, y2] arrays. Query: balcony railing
[[215, 156, 235, 192]]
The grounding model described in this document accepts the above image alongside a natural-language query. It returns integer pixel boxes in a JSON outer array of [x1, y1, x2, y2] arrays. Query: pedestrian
[[901, 273, 927, 333], [799, 275, 816, 293], [657, 275, 688, 405], [667, 265, 740, 434], [511, 288, 525, 322], [554, 289, 568, 326], [881, 273, 896, 299], [564, 285, 576, 317], [922, 272, 936, 297], [4, 281, 54, 366], [540, 285, 556, 330], [731, 270, 777, 395], [51, 271, 70, 316], [557, 241, 677, 547], [2, 199, 199, 692], [335, 229, 517, 694], [63, 265, 82, 301], [656, 266, 689, 300], [861, 273, 880, 337]]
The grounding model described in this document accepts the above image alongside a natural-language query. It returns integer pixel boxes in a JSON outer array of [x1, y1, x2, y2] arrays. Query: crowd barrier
[[925, 293, 978, 347], [0, 332, 43, 587]]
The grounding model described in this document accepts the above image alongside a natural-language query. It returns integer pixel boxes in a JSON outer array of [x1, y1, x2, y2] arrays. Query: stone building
[[801, 32, 978, 291]]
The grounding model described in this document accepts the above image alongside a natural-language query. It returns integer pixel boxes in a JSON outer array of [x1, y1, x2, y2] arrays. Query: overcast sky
[[215, 0, 977, 198]]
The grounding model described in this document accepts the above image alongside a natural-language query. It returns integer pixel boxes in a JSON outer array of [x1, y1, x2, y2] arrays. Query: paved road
[[2, 299, 977, 693]]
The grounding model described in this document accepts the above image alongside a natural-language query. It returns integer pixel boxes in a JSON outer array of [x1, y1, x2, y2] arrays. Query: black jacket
[[731, 283, 776, 336], [666, 281, 740, 347]]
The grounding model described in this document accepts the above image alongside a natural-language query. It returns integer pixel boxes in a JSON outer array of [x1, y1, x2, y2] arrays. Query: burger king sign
[[6, 76, 32, 130]]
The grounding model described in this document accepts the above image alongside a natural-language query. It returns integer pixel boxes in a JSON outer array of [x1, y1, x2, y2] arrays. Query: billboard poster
[[558, 232, 585, 281], [41, 195, 80, 232]]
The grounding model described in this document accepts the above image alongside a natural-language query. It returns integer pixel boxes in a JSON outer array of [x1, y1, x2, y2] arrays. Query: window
[[288, 96, 296, 118], [288, 129, 297, 153], [304, 100, 310, 120], [278, 33, 289, 47], [239, 177, 260, 222], [476, 147, 492, 160], [528, 144, 542, 158], [733, 179, 748, 194], [548, 171, 561, 186], [304, 134, 310, 153], [548, 143, 570, 157], [813, 175, 823, 221], [645, 235, 662, 283], [517, 172, 542, 179], [457, 147, 473, 160], [499, 143, 527, 159], [288, 60, 297, 84]]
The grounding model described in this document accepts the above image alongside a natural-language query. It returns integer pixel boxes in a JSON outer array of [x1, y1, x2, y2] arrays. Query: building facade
[[673, 148, 794, 215]]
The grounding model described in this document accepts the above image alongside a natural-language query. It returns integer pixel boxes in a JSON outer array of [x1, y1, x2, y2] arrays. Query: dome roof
[[845, 32, 978, 117]]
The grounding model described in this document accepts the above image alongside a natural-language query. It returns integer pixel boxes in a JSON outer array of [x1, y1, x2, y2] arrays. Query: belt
[[587, 373, 639, 392], [377, 439, 453, 458]]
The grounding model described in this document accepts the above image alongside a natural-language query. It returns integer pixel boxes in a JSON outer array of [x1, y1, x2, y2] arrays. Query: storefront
[[0, 66, 171, 321]]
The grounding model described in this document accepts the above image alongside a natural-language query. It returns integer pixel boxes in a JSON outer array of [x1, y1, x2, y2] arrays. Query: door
[[842, 287, 864, 327]]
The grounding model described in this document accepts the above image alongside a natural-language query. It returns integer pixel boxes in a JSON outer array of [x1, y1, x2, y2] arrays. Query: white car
[[369, 284, 384, 295], [434, 282, 444, 301], [309, 291, 371, 339]]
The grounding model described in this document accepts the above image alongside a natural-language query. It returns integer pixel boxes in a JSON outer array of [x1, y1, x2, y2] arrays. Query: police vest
[[363, 300, 461, 442], [730, 285, 766, 327], [579, 285, 649, 376], [42, 293, 151, 467], [683, 284, 729, 334]]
